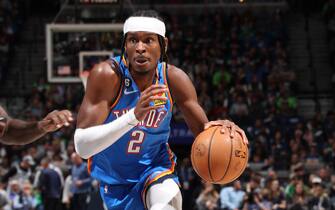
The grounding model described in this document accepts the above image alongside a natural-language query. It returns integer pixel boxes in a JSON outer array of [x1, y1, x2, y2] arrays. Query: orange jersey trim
[[110, 81, 124, 109], [162, 63, 174, 112], [87, 157, 92, 174], [122, 55, 128, 67]]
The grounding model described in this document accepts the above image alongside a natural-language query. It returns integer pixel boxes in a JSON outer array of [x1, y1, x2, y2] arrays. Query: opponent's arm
[[74, 62, 167, 159], [0, 106, 73, 145]]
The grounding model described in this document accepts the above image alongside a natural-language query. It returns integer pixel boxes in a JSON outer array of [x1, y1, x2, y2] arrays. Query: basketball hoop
[[80, 71, 90, 90]]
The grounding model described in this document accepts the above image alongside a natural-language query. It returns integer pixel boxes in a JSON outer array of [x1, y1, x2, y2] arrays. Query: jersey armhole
[[163, 63, 174, 112], [106, 58, 124, 109]]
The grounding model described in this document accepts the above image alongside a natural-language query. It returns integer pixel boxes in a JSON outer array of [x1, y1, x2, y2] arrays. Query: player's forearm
[[179, 102, 208, 136], [2, 119, 46, 145], [74, 108, 139, 159]]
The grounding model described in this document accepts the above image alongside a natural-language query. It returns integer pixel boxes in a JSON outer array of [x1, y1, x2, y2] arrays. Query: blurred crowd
[[178, 167, 335, 210], [0, 0, 23, 82], [171, 10, 335, 210], [0, 6, 334, 210], [323, 0, 335, 101]]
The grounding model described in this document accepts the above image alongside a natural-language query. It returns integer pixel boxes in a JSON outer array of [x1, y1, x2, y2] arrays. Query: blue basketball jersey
[[88, 56, 176, 186]]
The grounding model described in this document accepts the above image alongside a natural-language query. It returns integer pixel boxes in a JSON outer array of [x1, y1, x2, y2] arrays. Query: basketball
[[191, 126, 248, 184]]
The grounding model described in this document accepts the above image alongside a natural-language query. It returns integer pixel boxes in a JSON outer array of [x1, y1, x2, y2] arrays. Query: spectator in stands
[[284, 173, 299, 200], [307, 176, 332, 209], [0, 183, 9, 210], [70, 153, 92, 210], [329, 175, 335, 209], [1, 155, 35, 185], [287, 180, 309, 210], [229, 95, 249, 118], [177, 157, 195, 210], [196, 181, 219, 210], [268, 179, 286, 209], [242, 176, 262, 210], [271, 130, 288, 170], [9, 180, 35, 210], [36, 157, 62, 210], [220, 180, 245, 210], [243, 188, 272, 210], [62, 174, 73, 210]]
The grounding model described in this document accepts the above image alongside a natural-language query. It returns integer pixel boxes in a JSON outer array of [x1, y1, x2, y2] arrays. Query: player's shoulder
[[88, 60, 121, 88], [166, 64, 188, 81], [91, 60, 119, 78]]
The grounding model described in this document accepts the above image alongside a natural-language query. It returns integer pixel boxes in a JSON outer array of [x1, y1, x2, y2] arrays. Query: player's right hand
[[134, 84, 168, 121]]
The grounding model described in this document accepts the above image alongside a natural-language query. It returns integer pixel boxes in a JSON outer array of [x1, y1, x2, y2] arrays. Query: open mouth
[[135, 57, 149, 66]]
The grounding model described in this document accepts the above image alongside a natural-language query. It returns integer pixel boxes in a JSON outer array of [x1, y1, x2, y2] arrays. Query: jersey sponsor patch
[[154, 92, 167, 106]]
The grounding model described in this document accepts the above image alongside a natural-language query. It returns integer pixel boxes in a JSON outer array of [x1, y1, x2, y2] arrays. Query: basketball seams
[[217, 130, 234, 183], [192, 126, 248, 184], [208, 126, 220, 182], [191, 139, 200, 179]]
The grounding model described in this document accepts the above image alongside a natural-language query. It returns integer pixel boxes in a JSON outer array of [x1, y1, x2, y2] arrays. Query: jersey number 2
[[127, 130, 145, 154]]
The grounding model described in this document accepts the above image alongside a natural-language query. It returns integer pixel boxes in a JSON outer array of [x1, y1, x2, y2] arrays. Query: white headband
[[123, 17, 166, 37]]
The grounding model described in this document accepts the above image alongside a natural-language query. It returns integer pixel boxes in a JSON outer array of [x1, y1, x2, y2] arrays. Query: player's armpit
[[167, 65, 208, 136]]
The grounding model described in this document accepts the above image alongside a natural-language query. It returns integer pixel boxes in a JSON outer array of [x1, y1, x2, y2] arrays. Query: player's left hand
[[38, 110, 73, 133], [204, 120, 248, 145]]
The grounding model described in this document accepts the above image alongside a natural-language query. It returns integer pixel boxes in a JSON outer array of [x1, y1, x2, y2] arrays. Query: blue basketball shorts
[[99, 167, 180, 210]]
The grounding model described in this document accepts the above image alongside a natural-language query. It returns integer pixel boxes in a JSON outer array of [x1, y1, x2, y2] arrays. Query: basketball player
[[74, 10, 248, 210], [0, 105, 73, 145]]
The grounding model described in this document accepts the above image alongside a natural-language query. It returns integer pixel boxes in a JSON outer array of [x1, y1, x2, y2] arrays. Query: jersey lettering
[[113, 109, 167, 128]]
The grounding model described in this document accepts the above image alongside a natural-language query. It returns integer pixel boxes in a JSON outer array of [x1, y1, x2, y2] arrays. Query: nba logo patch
[[154, 91, 167, 106]]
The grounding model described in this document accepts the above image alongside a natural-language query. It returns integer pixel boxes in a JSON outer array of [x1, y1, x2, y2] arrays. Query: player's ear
[[164, 37, 168, 52]]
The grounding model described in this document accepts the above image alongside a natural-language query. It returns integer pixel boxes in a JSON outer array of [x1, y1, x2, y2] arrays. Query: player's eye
[[145, 38, 154, 44], [128, 38, 137, 44]]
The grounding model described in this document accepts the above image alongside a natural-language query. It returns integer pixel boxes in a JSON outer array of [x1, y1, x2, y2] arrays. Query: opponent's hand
[[134, 84, 168, 121], [204, 120, 248, 144], [0, 117, 7, 137], [38, 110, 73, 133]]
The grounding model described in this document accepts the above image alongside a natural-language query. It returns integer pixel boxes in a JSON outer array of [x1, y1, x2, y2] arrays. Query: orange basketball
[[191, 126, 248, 184]]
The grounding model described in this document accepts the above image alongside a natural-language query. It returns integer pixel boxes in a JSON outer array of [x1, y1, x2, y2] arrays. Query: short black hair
[[121, 10, 168, 63]]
